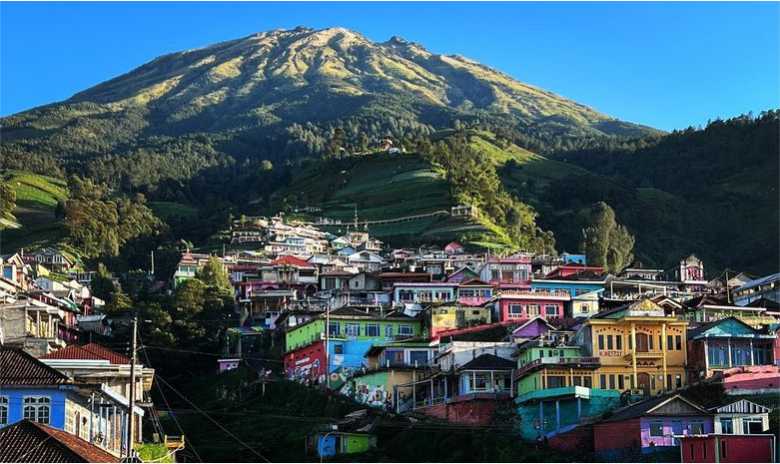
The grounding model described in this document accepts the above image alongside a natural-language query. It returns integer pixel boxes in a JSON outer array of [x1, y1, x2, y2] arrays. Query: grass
[[149, 201, 199, 220], [1, 170, 69, 253]]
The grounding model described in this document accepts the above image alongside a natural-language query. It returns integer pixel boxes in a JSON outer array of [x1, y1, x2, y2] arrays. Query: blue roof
[[736, 272, 780, 292]]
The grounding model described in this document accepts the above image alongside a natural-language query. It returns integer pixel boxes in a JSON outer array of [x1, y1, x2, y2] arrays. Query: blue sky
[[1, 2, 778, 131]]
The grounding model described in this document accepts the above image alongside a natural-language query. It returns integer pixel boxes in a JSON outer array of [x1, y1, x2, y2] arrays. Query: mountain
[[0, 26, 657, 180]]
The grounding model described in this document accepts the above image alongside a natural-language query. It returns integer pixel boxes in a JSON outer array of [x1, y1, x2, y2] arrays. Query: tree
[[0, 181, 16, 220], [105, 288, 133, 315], [580, 202, 635, 273], [175, 279, 207, 317], [197, 256, 231, 291], [90, 263, 116, 301]]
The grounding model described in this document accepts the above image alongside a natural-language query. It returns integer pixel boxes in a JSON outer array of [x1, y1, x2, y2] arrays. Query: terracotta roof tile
[[40, 343, 130, 365], [0, 419, 119, 462], [0, 347, 69, 385]]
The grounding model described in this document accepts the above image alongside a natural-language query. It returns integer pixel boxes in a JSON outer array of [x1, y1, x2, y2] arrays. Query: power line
[[155, 376, 272, 463], [138, 334, 203, 463]]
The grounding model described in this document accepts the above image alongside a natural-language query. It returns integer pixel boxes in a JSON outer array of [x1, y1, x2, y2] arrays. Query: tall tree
[[580, 202, 635, 273], [197, 256, 232, 291]]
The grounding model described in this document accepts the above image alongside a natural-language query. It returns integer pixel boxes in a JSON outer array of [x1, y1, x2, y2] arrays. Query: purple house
[[594, 394, 714, 458], [511, 316, 556, 341]]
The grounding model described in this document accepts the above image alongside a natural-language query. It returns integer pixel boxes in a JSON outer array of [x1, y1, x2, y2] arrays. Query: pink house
[[495, 291, 570, 322], [444, 241, 465, 255], [457, 279, 494, 306]]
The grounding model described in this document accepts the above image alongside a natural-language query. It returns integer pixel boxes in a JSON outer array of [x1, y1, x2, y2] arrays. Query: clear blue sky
[[1, 2, 778, 131]]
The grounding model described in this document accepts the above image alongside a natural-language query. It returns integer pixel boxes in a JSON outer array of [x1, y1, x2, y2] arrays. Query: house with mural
[[577, 298, 689, 396], [686, 316, 776, 381], [283, 307, 424, 387], [592, 394, 714, 459]]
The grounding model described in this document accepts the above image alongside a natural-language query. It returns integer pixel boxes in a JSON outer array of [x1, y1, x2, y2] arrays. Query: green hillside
[[272, 152, 513, 248], [0, 170, 69, 253]]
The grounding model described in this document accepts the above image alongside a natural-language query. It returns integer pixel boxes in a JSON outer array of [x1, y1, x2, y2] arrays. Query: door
[[637, 372, 651, 396]]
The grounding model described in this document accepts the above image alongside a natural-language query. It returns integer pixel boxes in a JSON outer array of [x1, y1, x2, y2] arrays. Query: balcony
[[515, 356, 600, 378], [624, 351, 664, 361]]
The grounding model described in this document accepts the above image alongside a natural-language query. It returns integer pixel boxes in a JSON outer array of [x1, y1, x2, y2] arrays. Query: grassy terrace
[[1, 170, 69, 252]]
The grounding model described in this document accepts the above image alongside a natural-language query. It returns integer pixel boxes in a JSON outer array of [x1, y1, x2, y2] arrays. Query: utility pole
[[324, 304, 330, 390], [127, 316, 137, 460], [150, 250, 155, 277]]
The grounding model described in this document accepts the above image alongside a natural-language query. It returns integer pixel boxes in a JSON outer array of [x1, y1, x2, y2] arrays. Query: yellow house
[[577, 298, 688, 396], [429, 304, 491, 337]]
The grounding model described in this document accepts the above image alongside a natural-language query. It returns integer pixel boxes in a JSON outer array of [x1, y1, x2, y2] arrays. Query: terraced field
[[1, 170, 69, 252]]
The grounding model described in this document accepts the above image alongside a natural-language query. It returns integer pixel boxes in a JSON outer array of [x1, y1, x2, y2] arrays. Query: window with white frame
[[0, 397, 7, 425], [508, 304, 523, 316], [545, 305, 558, 316], [23, 396, 51, 424], [527, 305, 540, 316], [365, 323, 379, 337], [345, 323, 360, 337], [398, 324, 413, 336], [384, 325, 393, 337]]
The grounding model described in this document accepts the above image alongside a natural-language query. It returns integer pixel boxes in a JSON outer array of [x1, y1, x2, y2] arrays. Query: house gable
[[647, 396, 709, 416], [699, 317, 758, 338]]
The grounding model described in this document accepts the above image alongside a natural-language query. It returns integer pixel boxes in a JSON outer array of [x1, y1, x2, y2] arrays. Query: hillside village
[[0, 212, 778, 462]]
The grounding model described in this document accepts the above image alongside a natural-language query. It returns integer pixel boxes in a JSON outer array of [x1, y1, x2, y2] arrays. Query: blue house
[[531, 276, 606, 297], [0, 347, 134, 457]]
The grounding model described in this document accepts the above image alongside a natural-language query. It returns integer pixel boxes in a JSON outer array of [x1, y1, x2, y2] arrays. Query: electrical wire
[[155, 375, 272, 463]]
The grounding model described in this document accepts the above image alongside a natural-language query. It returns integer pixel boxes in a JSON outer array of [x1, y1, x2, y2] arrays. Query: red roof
[[0, 347, 69, 385], [0, 420, 119, 462], [271, 255, 314, 268], [41, 343, 130, 365]]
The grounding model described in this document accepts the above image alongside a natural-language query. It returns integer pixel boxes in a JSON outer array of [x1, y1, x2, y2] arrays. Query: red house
[[546, 264, 605, 278], [680, 435, 776, 463], [495, 291, 569, 322], [283, 340, 326, 385]]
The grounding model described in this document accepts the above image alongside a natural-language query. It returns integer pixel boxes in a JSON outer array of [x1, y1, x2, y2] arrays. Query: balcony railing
[[624, 351, 664, 361], [515, 356, 600, 377]]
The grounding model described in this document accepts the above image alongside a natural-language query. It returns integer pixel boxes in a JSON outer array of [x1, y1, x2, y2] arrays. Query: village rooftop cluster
[[0, 214, 778, 462]]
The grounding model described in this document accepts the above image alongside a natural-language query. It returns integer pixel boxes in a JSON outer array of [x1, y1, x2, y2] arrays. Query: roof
[[746, 297, 780, 310], [602, 394, 710, 423], [458, 353, 515, 371], [735, 272, 780, 292], [687, 316, 760, 339], [41, 343, 130, 365], [271, 255, 314, 268], [459, 278, 491, 286], [0, 420, 119, 462], [0, 347, 70, 385], [685, 294, 731, 308], [711, 398, 771, 414]]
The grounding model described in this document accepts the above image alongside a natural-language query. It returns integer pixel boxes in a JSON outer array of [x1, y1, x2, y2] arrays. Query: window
[[23, 396, 50, 424], [609, 375, 616, 389], [508, 304, 523, 316], [668, 335, 674, 351], [573, 376, 582, 387], [385, 325, 394, 337], [345, 323, 360, 337], [580, 304, 589, 314], [618, 375, 624, 390], [583, 376, 592, 388], [365, 324, 379, 337], [328, 322, 340, 336], [527, 305, 539, 317], [409, 351, 428, 366], [689, 421, 704, 435], [472, 373, 490, 391], [607, 335, 613, 350], [659, 336, 663, 351], [721, 440, 727, 458], [0, 397, 7, 425], [650, 422, 664, 437], [666, 375, 672, 390], [720, 418, 733, 434], [547, 376, 566, 388], [743, 418, 764, 434], [676, 336, 682, 351], [545, 305, 558, 316], [472, 310, 481, 315], [600, 374, 607, 389], [398, 325, 413, 336], [598, 335, 605, 350], [649, 334, 654, 350], [628, 335, 633, 350], [616, 335, 622, 350], [675, 374, 682, 389], [334, 344, 344, 354]]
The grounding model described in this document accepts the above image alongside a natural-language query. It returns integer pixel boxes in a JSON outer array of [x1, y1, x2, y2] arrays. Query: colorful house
[[392, 282, 457, 306], [687, 317, 776, 381], [0, 347, 142, 457], [684, 295, 776, 328], [494, 291, 569, 323], [456, 279, 493, 306], [429, 304, 491, 338], [577, 298, 689, 396], [593, 394, 713, 458], [531, 273, 607, 297]]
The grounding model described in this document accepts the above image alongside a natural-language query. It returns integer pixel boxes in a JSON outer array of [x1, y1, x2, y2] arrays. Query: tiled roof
[[0, 347, 69, 385], [40, 343, 131, 365], [458, 353, 515, 371], [0, 420, 119, 462], [271, 255, 314, 268]]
